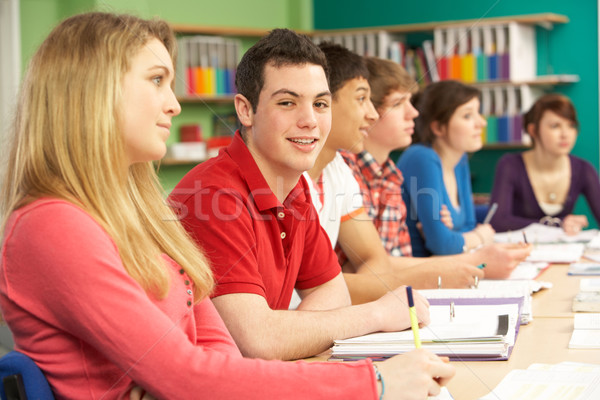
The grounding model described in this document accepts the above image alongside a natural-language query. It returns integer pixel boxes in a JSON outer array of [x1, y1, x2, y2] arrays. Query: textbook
[[480, 362, 600, 400], [331, 301, 520, 361], [569, 314, 600, 349]]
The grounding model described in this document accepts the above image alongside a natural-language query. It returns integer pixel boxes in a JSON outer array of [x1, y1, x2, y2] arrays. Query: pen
[[522, 231, 528, 244], [482, 202, 498, 225], [406, 286, 421, 348], [477, 263, 486, 269]]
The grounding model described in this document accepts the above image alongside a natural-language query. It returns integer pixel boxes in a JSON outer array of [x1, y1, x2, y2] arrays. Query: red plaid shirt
[[340, 150, 412, 257]]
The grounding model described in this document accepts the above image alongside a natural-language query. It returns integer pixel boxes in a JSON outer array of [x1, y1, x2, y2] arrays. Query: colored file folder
[[331, 299, 521, 361]]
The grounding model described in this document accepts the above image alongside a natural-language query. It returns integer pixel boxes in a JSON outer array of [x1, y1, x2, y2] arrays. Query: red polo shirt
[[169, 131, 341, 310]]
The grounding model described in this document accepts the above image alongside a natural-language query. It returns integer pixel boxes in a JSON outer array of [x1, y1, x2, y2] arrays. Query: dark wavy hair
[[412, 80, 481, 145], [524, 93, 579, 145]]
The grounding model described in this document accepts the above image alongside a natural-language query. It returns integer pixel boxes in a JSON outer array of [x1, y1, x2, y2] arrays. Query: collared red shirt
[[170, 131, 341, 310], [341, 150, 412, 258]]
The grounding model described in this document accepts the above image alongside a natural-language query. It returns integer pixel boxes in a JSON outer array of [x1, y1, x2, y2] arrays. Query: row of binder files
[[175, 22, 539, 144]]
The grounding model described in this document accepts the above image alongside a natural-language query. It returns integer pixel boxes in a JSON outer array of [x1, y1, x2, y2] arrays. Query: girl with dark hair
[[397, 81, 494, 256], [489, 94, 600, 233]]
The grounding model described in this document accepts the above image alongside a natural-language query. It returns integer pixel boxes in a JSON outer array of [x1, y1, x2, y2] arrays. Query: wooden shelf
[[471, 75, 579, 88], [481, 143, 530, 150], [171, 24, 311, 37], [170, 24, 270, 37], [312, 13, 568, 35], [171, 13, 568, 38], [177, 95, 236, 104]]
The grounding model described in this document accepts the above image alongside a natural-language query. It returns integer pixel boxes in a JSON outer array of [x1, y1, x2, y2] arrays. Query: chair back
[[0, 351, 54, 400]]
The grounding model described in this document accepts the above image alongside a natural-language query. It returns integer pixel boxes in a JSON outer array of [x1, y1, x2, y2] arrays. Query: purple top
[[489, 153, 600, 231]]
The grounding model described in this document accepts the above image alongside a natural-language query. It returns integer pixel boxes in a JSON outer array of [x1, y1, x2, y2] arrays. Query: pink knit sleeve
[[0, 199, 376, 400]]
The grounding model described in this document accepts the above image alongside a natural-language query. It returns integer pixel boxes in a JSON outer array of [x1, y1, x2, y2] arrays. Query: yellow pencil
[[406, 286, 422, 348]]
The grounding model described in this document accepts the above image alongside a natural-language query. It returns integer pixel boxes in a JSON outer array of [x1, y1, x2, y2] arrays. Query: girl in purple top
[[490, 94, 600, 233]]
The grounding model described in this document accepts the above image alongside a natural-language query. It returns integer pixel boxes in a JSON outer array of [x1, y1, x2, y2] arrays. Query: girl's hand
[[440, 205, 454, 229], [562, 214, 588, 235]]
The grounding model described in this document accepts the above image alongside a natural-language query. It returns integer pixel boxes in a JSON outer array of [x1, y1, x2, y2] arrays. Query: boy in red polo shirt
[[169, 29, 436, 363]]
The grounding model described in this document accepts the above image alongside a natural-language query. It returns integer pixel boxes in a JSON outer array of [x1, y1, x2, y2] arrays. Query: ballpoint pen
[[483, 203, 498, 225], [406, 286, 421, 348]]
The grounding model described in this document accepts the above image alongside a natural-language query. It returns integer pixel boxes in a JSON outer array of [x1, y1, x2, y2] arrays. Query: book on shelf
[[422, 40, 439, 82], [507, 22, 537, 81], [447, 27, 461, 80], [431, 22, 536, 84], [331, 299, 521, 361], [477, 85, 541, 145], [569, 313, 600, 348], [312, 30, 405, 59], [175, 35, 240, 98]]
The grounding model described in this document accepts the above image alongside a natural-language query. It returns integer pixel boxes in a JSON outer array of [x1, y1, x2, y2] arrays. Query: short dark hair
[[235, 28, 329, 112], [413, 80, 481, 145], [318, 42, 368, 97], [524, 93, 579, 145]]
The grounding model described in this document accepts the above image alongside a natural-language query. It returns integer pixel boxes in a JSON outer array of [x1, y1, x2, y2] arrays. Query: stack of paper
[[494, 223, 599, 245], [508, 261, 550, 280], [480, 362, 600, 399], [331, 302, 520, 361], [586, 232, 600, 249], [526, 243, 585, 263], [569, 314, 600, 349]]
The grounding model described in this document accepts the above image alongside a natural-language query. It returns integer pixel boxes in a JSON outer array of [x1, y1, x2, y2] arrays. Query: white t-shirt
[[290, 153, 364, 310], [303, 152, 364, 247]]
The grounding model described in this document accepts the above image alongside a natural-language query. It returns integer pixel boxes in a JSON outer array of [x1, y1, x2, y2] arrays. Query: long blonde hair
[[1, 12, 214, 299]]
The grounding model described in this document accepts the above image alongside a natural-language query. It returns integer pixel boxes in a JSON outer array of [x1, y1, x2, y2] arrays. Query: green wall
[[17, 0, 600, 224], [315, 0, 599, 227], [19, 0, 313, 192], [20, 0, 313, 66]]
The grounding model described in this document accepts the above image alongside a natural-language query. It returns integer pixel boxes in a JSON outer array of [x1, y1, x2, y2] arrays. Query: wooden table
[[532, 264, 583, 318], [439, 264, 598, 399], [306, 263, 600, 400]]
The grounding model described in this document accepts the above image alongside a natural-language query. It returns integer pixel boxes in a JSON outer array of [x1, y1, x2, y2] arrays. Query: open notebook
[[331, 300, 521, 361]]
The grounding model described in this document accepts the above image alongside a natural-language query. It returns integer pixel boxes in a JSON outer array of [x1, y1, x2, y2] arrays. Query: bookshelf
[[164, 25, 263, 166], [164, 14, 577, 166], [311, 13, 577, 148], [310, 13, 569, 35]]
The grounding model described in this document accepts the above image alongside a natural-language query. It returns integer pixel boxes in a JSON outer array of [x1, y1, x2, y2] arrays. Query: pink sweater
[[0, 199, 376, 399]]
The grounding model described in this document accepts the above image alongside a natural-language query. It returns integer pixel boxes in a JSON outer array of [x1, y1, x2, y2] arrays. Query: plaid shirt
[[340, 150, 412, 258]]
